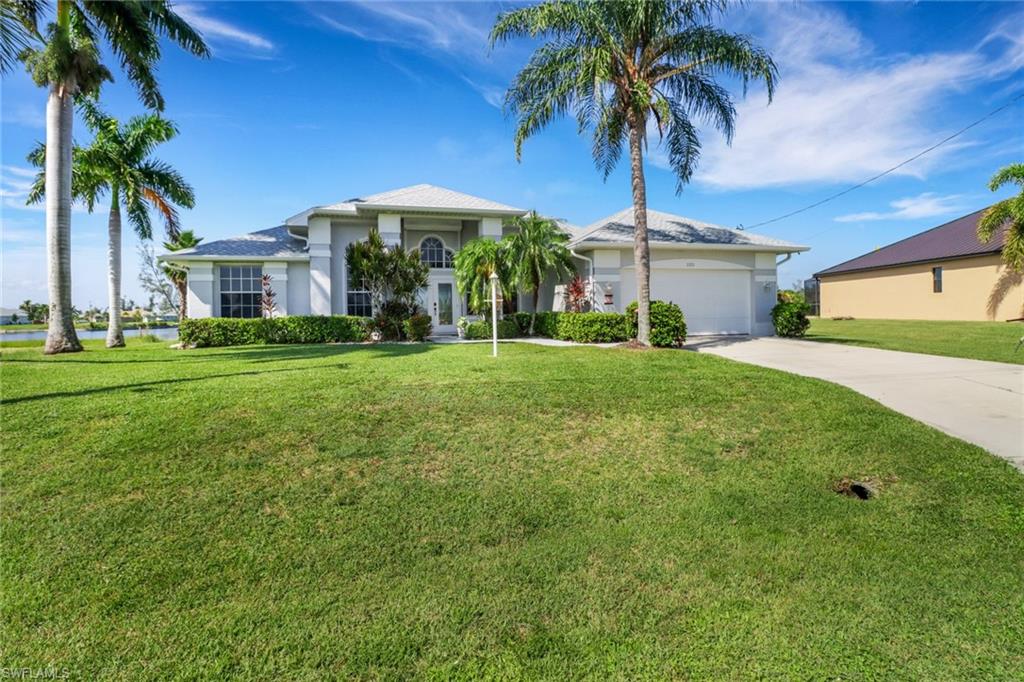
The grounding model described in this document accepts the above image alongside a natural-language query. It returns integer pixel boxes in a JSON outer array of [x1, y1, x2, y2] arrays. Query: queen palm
[[1, 0, 43, 74], [492, 0, 776, 345], [163, 229, 202, 321], [19, 1, 207, 354], [28, 100, 195, 346], [503, 211, 576, 334], [978, 163, 1024, 273], [453, 238, 513, 321]]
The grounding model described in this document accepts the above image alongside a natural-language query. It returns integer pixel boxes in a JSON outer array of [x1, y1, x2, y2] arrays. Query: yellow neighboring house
[[815, 208, 1023, 321]]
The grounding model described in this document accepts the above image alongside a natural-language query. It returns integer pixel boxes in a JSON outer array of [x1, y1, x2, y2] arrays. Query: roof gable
[[815, 208, 1004, 277]]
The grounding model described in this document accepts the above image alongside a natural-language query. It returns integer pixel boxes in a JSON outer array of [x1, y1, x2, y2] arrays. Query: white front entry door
[[426, 277, 458, 334]]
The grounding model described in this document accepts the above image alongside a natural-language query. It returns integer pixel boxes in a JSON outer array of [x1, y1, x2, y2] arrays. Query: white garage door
[[622, 268, 751, 335]]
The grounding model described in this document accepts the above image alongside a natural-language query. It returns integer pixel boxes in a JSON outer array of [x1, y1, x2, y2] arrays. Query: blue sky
[[2, 1, 1022, 308]]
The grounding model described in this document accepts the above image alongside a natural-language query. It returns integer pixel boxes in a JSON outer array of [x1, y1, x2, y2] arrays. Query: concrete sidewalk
[[690, 337, 1024, 471]]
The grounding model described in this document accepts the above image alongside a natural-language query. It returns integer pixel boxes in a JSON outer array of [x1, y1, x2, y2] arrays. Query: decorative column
[[308, 216, 331, 316], [263, 262, 288, 316], [378, 213, 402, 247], [481, 217, 503, 241], [186, 262, 214, 318]]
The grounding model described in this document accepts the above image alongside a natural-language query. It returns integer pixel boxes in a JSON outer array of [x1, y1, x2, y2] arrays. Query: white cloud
[[834, 193, 969, 222], [678, 4, 1022, 190], [459, 75, 504, 109], [175, 3, 274, 52]]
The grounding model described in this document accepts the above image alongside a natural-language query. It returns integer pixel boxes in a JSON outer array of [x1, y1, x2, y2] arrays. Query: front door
[[427, 278, 457, 334]]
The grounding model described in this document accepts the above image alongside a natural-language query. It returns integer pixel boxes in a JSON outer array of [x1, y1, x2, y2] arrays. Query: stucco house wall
[[819, 254, 1023, 321]]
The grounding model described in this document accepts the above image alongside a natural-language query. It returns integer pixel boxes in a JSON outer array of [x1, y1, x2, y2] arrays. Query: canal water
[[0, 327, 179, 343]]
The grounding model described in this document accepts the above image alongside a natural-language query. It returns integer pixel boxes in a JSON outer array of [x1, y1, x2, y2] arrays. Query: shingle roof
[[815, 208, 1005, 277], [322, 183, 525, 215], [570, 208, 806, 251], [162, 226, 307, 260]]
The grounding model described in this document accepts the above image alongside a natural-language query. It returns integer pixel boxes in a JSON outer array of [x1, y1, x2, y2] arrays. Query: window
[[419, 237, 453, 268], [347, 272, 372, 317], [220, 265, 262, 318], [932, 266, 943, 293]]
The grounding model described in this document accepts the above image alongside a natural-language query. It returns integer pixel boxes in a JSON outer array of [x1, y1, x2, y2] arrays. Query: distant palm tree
[[503, 211, 576, 334], [28, 100, 195, 347], [979, 163, 1024, 272], [492, 0, 776, 345], [19, 0, 207, 354], [454, 238, 513, 321], [162, 229, 202, 321], [18, 299, 35, 321]]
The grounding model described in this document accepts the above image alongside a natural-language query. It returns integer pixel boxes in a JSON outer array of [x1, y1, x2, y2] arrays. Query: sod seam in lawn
[[2, 340, 1023, 678]]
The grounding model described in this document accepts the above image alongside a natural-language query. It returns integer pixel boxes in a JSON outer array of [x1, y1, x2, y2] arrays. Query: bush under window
[[465, 319, 519, 340], [179, 315, 369, 347]]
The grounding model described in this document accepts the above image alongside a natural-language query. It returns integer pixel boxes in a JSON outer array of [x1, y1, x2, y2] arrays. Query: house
[[160, 184, 808, 336], [815, 208, 1023, 321], [0, 307, 26, 325]]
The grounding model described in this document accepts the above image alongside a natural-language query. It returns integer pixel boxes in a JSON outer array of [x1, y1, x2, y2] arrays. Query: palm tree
[[491, 0, 776, 345], [162, 229, 202, 321], [453, 238, 513, 321], [28, 100, 195, 347], [503, 211, 576, 334], [978, 163, 1024, 272], [19, 1, 208, 354], [1, 0, 43, 74]]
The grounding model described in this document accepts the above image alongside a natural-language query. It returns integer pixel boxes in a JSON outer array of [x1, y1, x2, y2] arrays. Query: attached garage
[[622, 267, 752, 335], [568, 207, 808, 337]]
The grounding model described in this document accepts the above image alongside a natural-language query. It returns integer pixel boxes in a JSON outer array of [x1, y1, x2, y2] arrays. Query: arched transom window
[[419, 237, 454, 268]]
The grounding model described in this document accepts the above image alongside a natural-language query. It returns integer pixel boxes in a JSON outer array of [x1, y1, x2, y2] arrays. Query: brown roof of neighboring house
[[815, 207, 1007, 277]]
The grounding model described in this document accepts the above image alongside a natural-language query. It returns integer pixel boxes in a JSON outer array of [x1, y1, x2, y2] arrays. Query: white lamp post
[[490, 271, 499, 357]]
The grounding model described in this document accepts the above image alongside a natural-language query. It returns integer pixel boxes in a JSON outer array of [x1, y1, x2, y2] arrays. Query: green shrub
[[626, 300, 687, 347], [179, 315, 369, 348], [404, 313, 433, 342], [465, 319, 519, 340], [532, 311, 562, 338], [771, 300, 810, 337], [508, 312, 533, 335], [555, 312, 628, 343], [371, 300, 412, 341]]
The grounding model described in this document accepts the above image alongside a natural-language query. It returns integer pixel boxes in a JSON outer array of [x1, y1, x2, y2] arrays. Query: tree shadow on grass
[[1, 341, 437, 365], [1, 366, 314, 406]]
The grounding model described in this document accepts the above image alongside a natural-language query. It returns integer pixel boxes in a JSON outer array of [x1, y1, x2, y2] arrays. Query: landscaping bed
[[2, 340, 1022, 678]]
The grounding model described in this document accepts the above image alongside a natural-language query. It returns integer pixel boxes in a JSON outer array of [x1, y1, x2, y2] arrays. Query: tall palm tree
[[453, 238, 513, 321], [503, 211, 576, 334], [492, 0, 776, 345], [978, 163, 1024, 272], [28, 100, 195, 347], [162, 229, 202, 321], [19, 1, 207, 354]]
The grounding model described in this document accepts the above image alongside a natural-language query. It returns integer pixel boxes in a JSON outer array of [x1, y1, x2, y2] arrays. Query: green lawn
[[2, 340, 1023, 678], [806, 317, 1024, 364]]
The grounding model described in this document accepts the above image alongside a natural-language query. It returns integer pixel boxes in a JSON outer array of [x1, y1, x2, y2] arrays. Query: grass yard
[[2, 340, 1023, 678], [806, 317, 1024, 364]]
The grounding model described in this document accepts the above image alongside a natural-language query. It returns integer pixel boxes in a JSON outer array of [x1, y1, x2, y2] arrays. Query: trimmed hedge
[[555, 312, 628, 343], [179, 315, 369, 348], [771, 300, 810, 337], [626, 300, 687, 347], [465, 319, 519, 340]]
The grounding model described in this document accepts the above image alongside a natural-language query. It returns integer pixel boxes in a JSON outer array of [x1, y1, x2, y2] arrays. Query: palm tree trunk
[[530, 288, 540, 335], [627, 115, 651, 346], [176, 278, 188, 320], [43, 84, 82, 355], [106, 190, 125, 348]]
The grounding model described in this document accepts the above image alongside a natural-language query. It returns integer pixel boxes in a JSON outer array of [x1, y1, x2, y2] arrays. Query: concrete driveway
[[689, 337, 1024, 471]]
